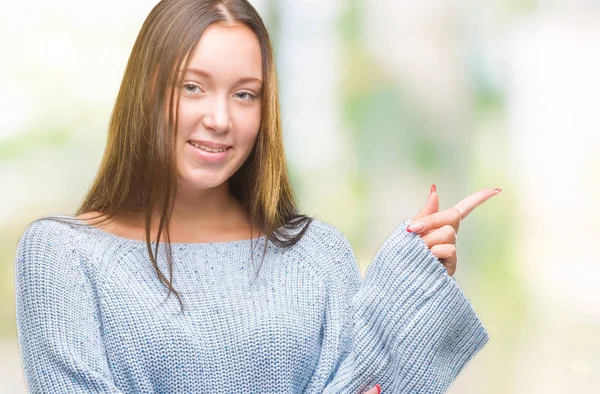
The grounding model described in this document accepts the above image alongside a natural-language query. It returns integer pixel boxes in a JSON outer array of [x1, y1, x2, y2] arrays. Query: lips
[[187, 140, 232, 163], [187, 140, 232, 150]]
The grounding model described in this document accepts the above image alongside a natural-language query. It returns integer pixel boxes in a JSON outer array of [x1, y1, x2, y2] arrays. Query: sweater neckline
[[52, 214, 268, 247]]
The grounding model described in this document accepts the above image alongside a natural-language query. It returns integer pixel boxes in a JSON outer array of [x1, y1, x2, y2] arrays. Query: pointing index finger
[[453, 188, 501, 220], [406, 187, 501, 233]]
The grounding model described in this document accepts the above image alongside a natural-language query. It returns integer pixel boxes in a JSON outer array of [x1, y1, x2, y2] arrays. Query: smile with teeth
[[188, 141, 230, 153]]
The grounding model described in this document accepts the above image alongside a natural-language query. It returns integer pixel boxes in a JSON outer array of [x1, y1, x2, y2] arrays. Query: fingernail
[[375, 384, 381, 394], [430, 184, 436, 197], [494, 188, 502, 194], [407, 221, 424, 233]]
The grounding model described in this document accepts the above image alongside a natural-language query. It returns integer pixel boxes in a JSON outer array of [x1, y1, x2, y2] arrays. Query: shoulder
[[292, 217, 359, 275], [15, 216, 97, 311], [300, 218, 354, 252], [298, 217, 350, 253], [19, 215, 77, 242], [16, 215, 83, 261]]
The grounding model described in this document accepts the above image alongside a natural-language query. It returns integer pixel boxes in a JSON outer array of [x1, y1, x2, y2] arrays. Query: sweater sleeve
[[304, 219, 489, 394], [15, 219, 124, 393]]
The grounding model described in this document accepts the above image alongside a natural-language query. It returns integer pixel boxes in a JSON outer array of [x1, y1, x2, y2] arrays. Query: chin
[[177, 170, 230, 192]]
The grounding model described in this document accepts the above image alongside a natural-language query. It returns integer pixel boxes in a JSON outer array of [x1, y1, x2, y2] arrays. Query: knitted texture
[[15, 214, 488, 393]]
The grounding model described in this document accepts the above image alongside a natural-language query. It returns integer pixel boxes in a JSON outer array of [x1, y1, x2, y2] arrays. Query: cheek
[[175, 101, 198, 136], [234, 107, 261, 147]]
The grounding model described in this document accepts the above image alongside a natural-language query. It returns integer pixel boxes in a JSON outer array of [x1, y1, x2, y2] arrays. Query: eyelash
[[182, 83, 202, 95], [181, 82, 258, 102]]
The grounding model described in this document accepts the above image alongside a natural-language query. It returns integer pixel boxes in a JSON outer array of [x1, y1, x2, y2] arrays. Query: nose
[[202, 96, 231, 133]]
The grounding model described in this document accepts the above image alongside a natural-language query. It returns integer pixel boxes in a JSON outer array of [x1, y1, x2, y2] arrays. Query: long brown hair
[[39, 0, 313, 313]]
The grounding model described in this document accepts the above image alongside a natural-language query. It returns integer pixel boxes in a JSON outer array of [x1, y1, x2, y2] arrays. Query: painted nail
[[375, 384, 381, 394], [494, 188, 502, 194], [430, 184, 437, 197], [407, 221, 424, 233]]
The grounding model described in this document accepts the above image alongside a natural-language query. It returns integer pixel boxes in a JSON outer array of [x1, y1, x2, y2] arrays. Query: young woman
[[15, 0, 499, 393]]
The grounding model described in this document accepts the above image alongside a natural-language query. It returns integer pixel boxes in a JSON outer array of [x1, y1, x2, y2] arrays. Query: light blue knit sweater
[[15, 214, 488, 393]]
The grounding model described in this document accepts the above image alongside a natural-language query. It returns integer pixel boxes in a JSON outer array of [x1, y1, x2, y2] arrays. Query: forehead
[[183, 22, 263, 82]]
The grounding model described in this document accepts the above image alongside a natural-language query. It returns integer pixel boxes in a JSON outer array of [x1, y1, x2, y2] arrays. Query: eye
[[182, 82, 202, 95], [234, 91, 258, 102]]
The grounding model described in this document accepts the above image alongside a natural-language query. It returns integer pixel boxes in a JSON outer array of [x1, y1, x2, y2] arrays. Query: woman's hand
[[362, 383, 381, 394], [407, 185, 501, 276]]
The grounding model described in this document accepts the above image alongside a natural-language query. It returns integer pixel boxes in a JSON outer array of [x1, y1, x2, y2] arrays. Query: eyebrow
[[184, 67, 262, 84]]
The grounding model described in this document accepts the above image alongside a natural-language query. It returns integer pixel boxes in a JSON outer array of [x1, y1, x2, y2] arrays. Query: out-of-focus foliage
[[2, 0, 598, 392]]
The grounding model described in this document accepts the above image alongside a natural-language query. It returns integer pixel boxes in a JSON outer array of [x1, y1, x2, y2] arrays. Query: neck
[[142, 181, 259, 242], [81, 182, 261, 243], [167, 182, 240, 227]]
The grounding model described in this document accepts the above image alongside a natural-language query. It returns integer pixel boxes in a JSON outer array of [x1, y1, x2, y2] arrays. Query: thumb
[[412, 184, 439, 223]]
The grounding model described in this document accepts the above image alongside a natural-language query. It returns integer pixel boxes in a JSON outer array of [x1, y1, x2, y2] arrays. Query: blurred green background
[[1, 0, 599, 393]]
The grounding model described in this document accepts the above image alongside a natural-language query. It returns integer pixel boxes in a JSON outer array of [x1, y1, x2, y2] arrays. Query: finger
[[453, 187, 501, 220], [412, 184, 439, 222], [443, 258, 457, 276], [420, 225, 456, 249], [408, 187, 501, 233], [407, 207, 460, 234], [430, 244, 457, 276], [362, 384, 381, 394]]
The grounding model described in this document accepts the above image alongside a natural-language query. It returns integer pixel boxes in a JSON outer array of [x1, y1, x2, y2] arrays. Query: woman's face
[[174, 22, 263, 195]]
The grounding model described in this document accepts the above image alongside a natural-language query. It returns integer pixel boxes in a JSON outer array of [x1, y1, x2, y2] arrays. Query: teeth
[[189, 141, 228, 153]]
